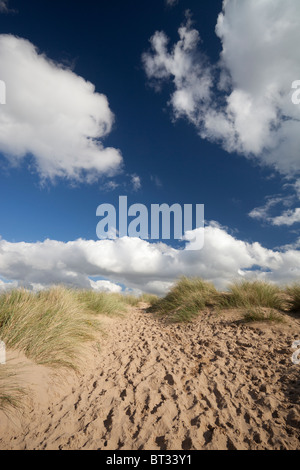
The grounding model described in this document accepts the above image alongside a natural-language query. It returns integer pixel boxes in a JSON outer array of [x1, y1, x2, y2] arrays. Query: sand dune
[[0, 305, 299, 450]]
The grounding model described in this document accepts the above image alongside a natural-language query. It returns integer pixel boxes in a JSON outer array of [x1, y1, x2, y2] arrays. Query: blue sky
[[0, 0, 299, 295]]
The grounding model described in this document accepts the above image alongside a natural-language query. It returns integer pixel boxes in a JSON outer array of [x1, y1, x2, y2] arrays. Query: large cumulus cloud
[[143, 0, 300, 178], [0, 223, 299, 295], [0, 35, 122, 183]]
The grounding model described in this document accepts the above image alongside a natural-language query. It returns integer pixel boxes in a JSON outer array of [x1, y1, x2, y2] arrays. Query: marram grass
[[76, 290, 130, 316], [0, 286, 147, 372], [139, 293, 159, 305], [0, 287, 129, 369], [0, 286, 144, 411], [285, 284, 300, 312], [242, 308, 285, 324], [150, 277, 219, 322], [0, 366, 26, 413], [0, 280, 299, 411], [150, 277, 300, 322], [0, 287, 102, 370], [219, 280, 286, 310]]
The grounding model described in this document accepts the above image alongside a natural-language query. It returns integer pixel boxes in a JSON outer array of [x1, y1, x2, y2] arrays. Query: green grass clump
[[0, 286, 142, 373], [221, 280, 285, 310], [150, 277, 218, 322], [76, 289, 147, 314], [149, 277, 298, 323], [285, 284, 300, 312], [0, 366, 25, 412], [76, 290, 129, 316], [0, 287, 101, 370], [121, 294, 141, 307], [0, 287, 139, 414], [243, 308, 284, 324], [139, 293, 159, 305]]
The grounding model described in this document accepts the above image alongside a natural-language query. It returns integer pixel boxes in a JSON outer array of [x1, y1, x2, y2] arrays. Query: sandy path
[[0, 305, 300, 450]]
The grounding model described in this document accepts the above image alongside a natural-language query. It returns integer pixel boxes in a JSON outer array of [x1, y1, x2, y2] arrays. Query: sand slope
[[0, 305, 299, 450]]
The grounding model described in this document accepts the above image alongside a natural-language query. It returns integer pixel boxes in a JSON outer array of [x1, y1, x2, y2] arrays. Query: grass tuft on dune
[[220, 280, 286, 310], [0, 366, 25, 413], [150, 276, 218, 322], [285, 284, 300, 313], [139, 293, 159, 305], [242, 308, 285, 324], [76, 290, 130, 316], [150, 277, 300, 323], [0, 287, 141, 411], [0, 287, 102, 370]]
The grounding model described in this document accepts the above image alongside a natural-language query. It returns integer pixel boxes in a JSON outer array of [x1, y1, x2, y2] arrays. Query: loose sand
[[0, 305, 299, 450]]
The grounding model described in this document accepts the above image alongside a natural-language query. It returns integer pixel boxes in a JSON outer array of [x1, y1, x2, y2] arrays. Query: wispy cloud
[[131, 174, 142, 191], [271, 208, 300, 227], [150, 175, 162, 188], [278, 238, 300, 251], [249, 196, 292, 221], [0, 1, 17, 15], [102, 180, 120, 192], [249, 194, 300, 227], [165, 0, 179, 7], [143, 0, 300, 180], [0, 35, 122, 184], [0, 1, 10, 12]]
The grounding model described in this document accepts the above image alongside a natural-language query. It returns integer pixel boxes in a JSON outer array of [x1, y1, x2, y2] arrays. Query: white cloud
[[278, 238, 300, 251], [102, 180, 120, 192], [0, 1, 10, 13], [249, 194, 300, 226], [90, 279, 122, 293], [271, 208, 300, 226], [0, 35, 122, 183], [249, 197, 285, 221], [142, 17, 212, 126], [0, 278, 17, 291], [0, 223, 299, 295], [150, 175, 162, 188], [293, 179, 300, 198], [249, 195, 294, 220], [143, 0, 300, 179], [131, 174, 142, 191], [165, 0, 179, 7]]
